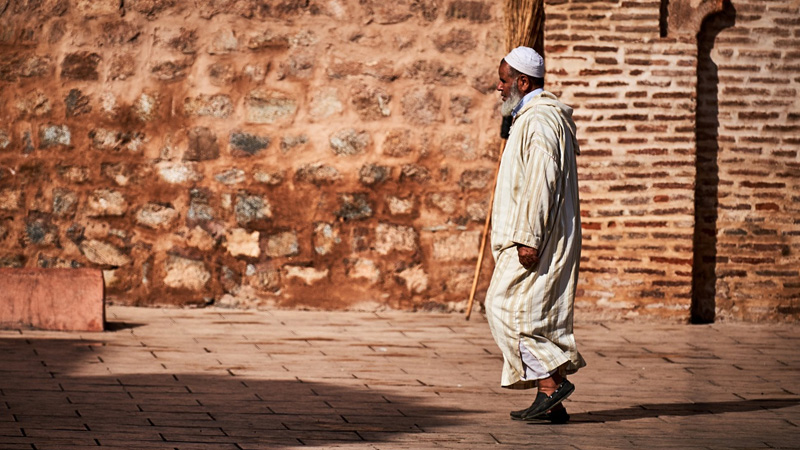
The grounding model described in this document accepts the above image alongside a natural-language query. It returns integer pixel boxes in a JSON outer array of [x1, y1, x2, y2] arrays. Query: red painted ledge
[[0, 268, 105, 332]]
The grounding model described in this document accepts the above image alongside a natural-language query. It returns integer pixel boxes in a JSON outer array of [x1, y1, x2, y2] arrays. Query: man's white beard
[[501, 83, 523, 117]]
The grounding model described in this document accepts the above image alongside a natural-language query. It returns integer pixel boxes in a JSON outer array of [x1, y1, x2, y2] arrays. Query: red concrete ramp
[[0, 268, 105, 331]]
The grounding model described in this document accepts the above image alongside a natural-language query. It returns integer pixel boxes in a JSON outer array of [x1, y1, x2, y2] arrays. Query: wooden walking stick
[[465, 137, 506, 320], [464, 0, 544, 320]]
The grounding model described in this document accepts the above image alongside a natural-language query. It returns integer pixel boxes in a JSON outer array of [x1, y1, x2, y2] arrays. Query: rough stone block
[[235, 193, 272, 225], [208, 62, 236, 85], [229, 132, 270, 156], [253, 168, 285, 185], [295, 163, 340, 185], [150, 57, 193, 81], [397, 265, 428, 294], [209, 30, 238, 54], [458, 168, 493, 190], [265, 231, 299, 257], [277, 51, 314, 79], [79, 239, 132, 267], [351, 83, 391, 120], [101, 20, 142, 46], [402, 87, 441, 125], [185, 127, 220, 161], [52, 188, 78, 217], [246, 263, 280, 292], [109, 54, 136, 80], [188, 188, 215, 222], [87, 189, 128, 216], [157, 161, 202, 184], [246, 31, 290, 50], [0, 53, 51, 82], [430, 231, 480, 261], [215, 168, 246, 185], [313, 223, 341, 255], [309, 87, 344, 120], [382, 129, 414, 157], [38, 124, 70, 148], [127, 0, 178, 18], [284, 266, 328, 285], [155, 27, 198, 54], [226, 228, 260, 258], [0, 129, 10, 149], [163, 255, 210, 290], [0, 268, 104, 331], [75, 0, 119, 16], [246, 90, 297, 124], [336, 193, 373, 221], [184, 94, 233, 118], [386, 196, 415, 215], [330, 128, 371, 156], [400, 164, 430, 183], [0, 189, 21, 210], [359, 163, 390, 186], [24, 215, 59, 247], [345, 258, 380, 284], [375, 223, 418, 255], [433, 29, 476, 54], [428, 192, 459, 214], [362, 0, 413, 24], [136, 202, 178, 229], [65, 89, 92, 117], [61, 52, 101, 80], [445, 1, 492, 22], [15, 89, 51, 118]]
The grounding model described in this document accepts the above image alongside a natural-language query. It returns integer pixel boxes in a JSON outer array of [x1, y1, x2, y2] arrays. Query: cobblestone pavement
[[1, 306, 798, 449]]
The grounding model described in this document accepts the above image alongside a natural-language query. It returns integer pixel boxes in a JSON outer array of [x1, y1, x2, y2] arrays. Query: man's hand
[[517, 245, 539, 270]]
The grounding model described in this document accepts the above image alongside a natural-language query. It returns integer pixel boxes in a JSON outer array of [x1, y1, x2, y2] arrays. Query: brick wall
[[697, 0, 800, 321], [0, 0, 797, 321], [545, 0, 699, 317]]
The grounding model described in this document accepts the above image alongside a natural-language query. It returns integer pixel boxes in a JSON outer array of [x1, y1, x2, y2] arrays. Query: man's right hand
[[517, 245, 539, 270]]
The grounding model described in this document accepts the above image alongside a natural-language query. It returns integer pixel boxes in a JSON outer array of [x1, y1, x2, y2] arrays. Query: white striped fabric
[[485, 91, 586, 389]]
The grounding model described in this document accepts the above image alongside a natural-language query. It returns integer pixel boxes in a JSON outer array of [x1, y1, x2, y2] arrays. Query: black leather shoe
[[510, 405, 570, 423], [509, 379, 575, 421]]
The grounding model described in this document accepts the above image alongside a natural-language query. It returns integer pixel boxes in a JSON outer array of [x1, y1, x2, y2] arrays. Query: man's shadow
[[558, 398, 798, 424]]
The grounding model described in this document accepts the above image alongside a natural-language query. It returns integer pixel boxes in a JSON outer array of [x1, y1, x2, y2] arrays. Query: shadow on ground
[[0, 336, 474, 448], [566, 398, 799, 424], [104, 320, 146, 331]]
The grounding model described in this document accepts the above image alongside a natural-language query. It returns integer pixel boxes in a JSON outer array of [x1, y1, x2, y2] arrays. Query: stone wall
[[0, 0, 797, 321], [0, 0, 504, 311]]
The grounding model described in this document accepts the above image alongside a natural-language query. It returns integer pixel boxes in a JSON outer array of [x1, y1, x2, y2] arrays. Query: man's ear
[[517, 74, 530, 92]]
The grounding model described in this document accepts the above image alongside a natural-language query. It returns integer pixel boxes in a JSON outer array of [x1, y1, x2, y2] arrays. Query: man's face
[[498, 61, 523, 117], [497, 61, 516, 103]]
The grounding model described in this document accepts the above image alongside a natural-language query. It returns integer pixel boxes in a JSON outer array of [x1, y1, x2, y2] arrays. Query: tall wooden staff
[[465, 0, 544, 320]]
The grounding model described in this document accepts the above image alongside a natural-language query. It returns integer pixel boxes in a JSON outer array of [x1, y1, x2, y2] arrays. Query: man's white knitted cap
[[504, 46, 545, 78]]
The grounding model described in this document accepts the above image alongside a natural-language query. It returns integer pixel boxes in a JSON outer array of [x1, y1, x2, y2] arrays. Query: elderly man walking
[[485, 46, 586, 423]]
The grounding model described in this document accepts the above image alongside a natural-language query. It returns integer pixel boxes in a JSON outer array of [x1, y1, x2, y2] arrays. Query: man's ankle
[[537, 371, 566, 395]]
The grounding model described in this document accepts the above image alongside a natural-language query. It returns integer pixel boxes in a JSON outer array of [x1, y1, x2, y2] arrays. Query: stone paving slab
[[1, 306, 799, 449]]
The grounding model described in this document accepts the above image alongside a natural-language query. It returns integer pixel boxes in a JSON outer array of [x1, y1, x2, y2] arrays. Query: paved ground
[[1, 306, 798, 449]]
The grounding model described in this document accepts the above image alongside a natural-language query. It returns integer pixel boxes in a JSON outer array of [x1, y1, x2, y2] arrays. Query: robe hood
[[514, 91, 580, 155]]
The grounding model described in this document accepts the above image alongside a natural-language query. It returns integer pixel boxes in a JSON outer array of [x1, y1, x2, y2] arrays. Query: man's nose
[[496, 82, 503, 91]]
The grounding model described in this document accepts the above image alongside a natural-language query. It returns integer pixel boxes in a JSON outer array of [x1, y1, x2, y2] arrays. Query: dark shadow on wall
[[691, 0, 736, 324]]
